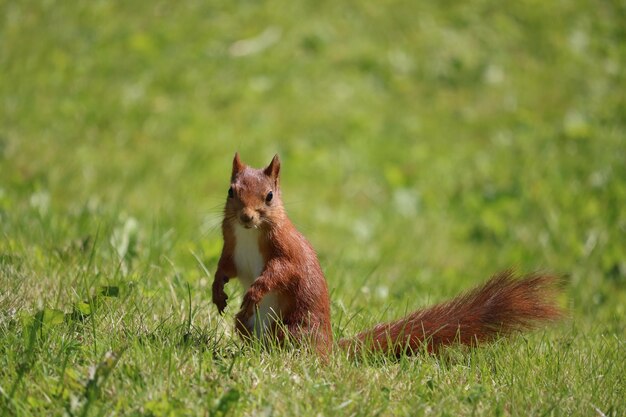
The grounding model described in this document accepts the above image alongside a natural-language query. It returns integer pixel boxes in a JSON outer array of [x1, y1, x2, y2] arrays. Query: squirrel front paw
[[212, 280, 228, 314], [239, 290, 260, 317], [235, 309, 253, 339]]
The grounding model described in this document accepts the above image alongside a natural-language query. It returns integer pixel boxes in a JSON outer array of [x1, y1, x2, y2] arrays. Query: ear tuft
[[232, 152, 244, 180], [263, 154, 281, 180]]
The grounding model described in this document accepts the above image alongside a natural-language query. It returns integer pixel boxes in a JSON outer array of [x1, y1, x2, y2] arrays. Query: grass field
[[1, 1, 625, 416]]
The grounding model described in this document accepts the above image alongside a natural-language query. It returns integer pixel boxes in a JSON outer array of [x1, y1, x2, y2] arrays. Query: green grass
[[1, 0, 625, 415]]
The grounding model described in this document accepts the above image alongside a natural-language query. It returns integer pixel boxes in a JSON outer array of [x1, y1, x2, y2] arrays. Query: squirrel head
[[225, 153, 283, 229]]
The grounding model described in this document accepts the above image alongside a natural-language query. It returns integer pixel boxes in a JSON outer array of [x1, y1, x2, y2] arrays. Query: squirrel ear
[[232, 152, 244, 179], [263, 154, 281, 181]]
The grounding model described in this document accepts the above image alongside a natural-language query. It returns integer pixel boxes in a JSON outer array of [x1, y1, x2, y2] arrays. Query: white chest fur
[[233, 224, 280, 336], [233, 224, 264, 281]]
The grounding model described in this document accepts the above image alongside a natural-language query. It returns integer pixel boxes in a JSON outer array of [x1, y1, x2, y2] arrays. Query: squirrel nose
[[240, 211, 254, 224]]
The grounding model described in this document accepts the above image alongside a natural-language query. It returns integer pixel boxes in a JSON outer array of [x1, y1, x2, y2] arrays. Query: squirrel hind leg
[[270, 320, 332, 356]]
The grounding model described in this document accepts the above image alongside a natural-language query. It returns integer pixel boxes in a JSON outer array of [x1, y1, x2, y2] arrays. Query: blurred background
[[1, 1, 625, 319]]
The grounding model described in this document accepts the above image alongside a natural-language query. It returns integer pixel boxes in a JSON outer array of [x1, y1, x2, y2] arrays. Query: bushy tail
[[338, 270, 563, 357]]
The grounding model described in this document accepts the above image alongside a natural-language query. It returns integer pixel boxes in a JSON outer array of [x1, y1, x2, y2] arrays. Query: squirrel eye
[[265, 191, 273, 203], [228, 187, 234, 198]]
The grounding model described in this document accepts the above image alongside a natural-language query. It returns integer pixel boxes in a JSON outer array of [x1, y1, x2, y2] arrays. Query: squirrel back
[[212, 154, 562, 356]]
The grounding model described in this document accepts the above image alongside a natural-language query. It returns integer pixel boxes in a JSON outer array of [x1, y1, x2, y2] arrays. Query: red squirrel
[[212, 153, 562, 356]]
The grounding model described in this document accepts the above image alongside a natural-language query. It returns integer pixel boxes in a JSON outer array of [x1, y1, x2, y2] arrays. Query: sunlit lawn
[[1, 1, 625, 416]]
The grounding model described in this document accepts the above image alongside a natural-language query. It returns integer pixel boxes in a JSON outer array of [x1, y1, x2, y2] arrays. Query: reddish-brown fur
[[212, 154, 562, 356], [339, 270, 562, 356], [213, 153, 332, 353]]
